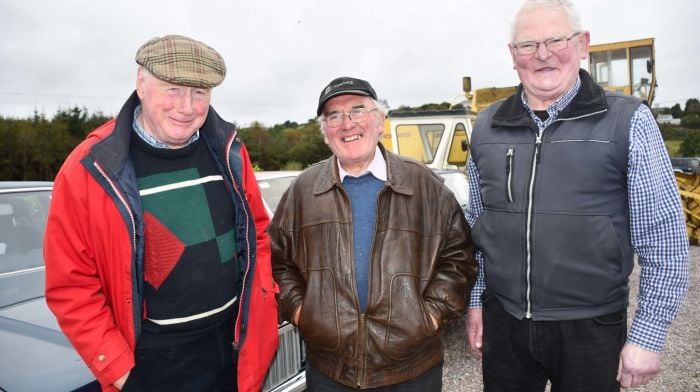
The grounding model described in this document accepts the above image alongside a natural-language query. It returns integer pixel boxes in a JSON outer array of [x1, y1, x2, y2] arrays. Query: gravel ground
[[441, 245, 700, 391]]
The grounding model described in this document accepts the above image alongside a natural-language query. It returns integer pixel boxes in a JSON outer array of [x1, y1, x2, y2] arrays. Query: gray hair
[[510, 0, 584, 43], [317, 98, 389, 135]]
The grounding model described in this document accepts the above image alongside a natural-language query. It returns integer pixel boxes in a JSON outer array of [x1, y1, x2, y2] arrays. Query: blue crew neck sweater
[[342, 173, 384, 312]]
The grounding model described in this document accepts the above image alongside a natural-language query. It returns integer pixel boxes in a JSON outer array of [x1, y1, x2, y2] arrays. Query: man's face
[[136, 68, 211, 148], [322, 95, 384, 175], [510, 7, 590, 109]]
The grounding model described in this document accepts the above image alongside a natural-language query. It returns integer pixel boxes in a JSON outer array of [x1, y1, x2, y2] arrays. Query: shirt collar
[[132, 105, 200, 149], [522, 75, 582, 128], [337, 145, 388, 182]]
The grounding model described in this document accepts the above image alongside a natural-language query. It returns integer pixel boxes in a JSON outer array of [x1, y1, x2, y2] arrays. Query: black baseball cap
[[317, 77, 377, 115]]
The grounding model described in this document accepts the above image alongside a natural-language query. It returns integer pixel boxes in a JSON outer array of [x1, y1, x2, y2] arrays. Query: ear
[[136, 67, 146, 99], [508, 43, 518, 69], [577, 31, 591, 60], [372, 111, 387, 136]]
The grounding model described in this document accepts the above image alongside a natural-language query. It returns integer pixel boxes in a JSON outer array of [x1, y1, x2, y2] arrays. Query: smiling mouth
[[343, 134, 361, 142]]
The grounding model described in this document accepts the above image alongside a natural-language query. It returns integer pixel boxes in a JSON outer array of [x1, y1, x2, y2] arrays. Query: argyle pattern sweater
[[130, 135, 239, 347]]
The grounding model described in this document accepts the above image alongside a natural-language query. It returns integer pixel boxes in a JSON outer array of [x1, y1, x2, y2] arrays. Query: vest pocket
[[505, 147, 515, 203]]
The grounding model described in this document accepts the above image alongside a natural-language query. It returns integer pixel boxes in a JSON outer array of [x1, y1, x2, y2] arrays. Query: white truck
[[381, 77, 516, 171]]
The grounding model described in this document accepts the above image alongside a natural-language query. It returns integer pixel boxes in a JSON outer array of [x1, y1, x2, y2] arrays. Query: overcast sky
[[1, 0, 697, 127]]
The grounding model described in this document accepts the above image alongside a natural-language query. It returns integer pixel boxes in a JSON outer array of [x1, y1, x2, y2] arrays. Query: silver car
[[255, 171, 306, 392], [0, 179, 307, 392], [0, 181, 100, 392]]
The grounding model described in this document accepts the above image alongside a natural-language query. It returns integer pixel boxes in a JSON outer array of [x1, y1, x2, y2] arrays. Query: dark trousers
[[481, 291, 626, 392], [122, 320, 237, 392], [306, 362, 442, 392]]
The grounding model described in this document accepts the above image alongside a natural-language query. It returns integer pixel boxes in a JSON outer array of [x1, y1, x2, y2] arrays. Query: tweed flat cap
[[135, 35, 226, 88]]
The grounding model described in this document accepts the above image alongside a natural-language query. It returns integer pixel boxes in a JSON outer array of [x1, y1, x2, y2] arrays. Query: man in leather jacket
[[269, 76, 478, 391]]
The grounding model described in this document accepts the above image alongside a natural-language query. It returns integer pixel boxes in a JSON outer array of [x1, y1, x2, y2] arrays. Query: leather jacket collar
[[313, 143, 414, 197]]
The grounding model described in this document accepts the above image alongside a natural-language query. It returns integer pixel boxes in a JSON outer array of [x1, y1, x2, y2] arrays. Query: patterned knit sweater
[[130, 135, 239, 348]]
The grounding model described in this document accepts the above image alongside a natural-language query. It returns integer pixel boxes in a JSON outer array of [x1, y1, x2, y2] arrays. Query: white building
[[657, 114, 681, 125]]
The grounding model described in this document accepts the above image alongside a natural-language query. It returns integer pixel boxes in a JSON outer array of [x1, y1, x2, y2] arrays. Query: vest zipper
[[506, 148, 514, 203], [524, 131, 542, 319], [523, 109, 609, 319]]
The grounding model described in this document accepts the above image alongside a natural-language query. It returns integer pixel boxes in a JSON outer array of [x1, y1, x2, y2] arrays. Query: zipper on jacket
[[93, 161, 142, 336], [357, 313, 366, 388], [524, 131, 542, 319], [354, 185, 384, 388], [506, 148, 515, 203], [94, 162, 137, 255], [523, 110, 610, 319], [225, 133, 252, 349]]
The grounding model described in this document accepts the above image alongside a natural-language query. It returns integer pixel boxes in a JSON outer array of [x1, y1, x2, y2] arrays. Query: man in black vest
[[465, 1, 689, 391]]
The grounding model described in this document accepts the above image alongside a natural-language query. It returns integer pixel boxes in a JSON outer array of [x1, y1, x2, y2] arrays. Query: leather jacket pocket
[[383, 274, 438, 361], [296, 268, 341, 353]]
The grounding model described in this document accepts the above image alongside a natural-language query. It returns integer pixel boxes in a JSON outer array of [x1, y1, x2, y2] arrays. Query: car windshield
[[0, 189, 51, 307]]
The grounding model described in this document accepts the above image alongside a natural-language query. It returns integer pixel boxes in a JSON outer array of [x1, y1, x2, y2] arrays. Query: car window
[[0, 190, 51, 307], [257, 175, 298, 213]]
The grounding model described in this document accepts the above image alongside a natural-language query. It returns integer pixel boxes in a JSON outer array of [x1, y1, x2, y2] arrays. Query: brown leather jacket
[[269, 147, 478, 388]]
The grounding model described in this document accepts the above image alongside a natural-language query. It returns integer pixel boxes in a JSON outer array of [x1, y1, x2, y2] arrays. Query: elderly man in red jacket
[[44, 34, 278, 392]]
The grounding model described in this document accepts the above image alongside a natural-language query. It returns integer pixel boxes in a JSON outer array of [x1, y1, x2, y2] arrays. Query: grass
[[666, 139, 682, 157]]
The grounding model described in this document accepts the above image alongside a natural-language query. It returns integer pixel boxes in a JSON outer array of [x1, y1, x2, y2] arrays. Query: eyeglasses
[[512, 32, 582, 55], [324, 108, 378, 128]]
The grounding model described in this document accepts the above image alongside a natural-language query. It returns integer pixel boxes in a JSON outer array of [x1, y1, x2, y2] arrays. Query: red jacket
[[44, 93, 279, 391]]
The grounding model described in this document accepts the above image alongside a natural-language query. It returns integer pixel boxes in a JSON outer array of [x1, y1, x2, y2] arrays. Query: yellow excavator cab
[[588, 38, 657, 105]]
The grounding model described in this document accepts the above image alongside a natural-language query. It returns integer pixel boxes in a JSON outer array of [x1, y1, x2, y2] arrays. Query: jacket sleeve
[[236, 144, 280, 392], [423, 195, 478, 323], [44, 157, 134, 391], [268, 183, 306, 324]]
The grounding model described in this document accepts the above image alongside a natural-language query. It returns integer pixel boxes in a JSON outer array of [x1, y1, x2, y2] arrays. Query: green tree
[[671, 103, 683, 118], [679, 131, 700, 156], [393, 102, 453, 112], [681, 115, 700, 129], [238, 121, 283, 170], [685, 98, 700, 116], [287, 121, 329, 167]]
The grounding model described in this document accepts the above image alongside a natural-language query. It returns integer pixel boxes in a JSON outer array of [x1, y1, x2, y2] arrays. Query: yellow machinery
[[461, 76, 517, 115], [380, 78, 516, 169], [675, 173, 700, 244], [588, 38, 657, 106]]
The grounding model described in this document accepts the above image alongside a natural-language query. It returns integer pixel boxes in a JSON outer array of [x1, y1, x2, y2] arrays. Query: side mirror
[[461, 140, 470, 152], [646, 59, 654, 74]]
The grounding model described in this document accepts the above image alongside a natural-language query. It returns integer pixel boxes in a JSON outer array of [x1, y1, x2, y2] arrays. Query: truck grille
[[262, 322, 304, 392]]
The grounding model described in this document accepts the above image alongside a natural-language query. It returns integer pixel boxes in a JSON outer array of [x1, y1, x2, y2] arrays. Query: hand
[[113, 371, 130, 390], [292, 305, 302, 326], [466, 308, 483, 359], [617, 343, 661, 388]]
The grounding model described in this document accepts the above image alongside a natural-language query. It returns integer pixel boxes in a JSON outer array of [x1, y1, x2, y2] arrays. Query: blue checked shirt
[[466, 77, 689, 352], [132, 105, 200, 148]]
